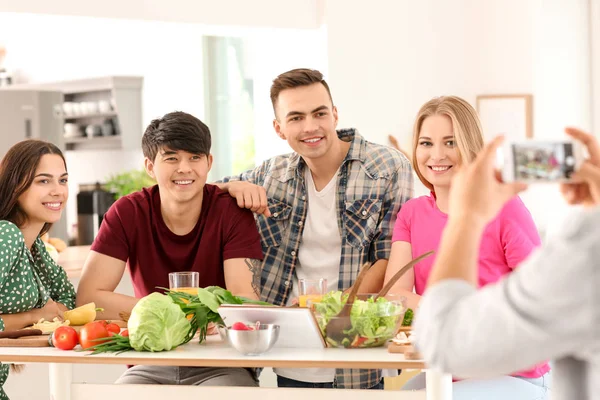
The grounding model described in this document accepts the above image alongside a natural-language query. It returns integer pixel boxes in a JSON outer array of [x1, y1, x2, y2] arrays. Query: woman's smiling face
[[415, 114, 460, 190]]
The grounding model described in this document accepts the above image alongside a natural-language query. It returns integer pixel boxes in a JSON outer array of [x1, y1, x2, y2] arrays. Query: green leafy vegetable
[[313, 291, 404, 348], [89, 334, 132, 355], [167, 287, 270, 344], [90, 287, 271, 354], [128, 292, 191, 352], [402, 308, 414, 326], [196, 287, 222, 313]]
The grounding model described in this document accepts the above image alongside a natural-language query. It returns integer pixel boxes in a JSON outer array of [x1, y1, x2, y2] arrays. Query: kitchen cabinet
[[11, 76, 143, 151], [0, 89, 64, 158]]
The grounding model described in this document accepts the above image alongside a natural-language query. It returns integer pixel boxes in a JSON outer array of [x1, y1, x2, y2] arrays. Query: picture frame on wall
[[476, 94, 533, 141]]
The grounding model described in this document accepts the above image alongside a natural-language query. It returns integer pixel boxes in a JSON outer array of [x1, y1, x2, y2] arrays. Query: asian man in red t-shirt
[[76, 111, 263, 386]]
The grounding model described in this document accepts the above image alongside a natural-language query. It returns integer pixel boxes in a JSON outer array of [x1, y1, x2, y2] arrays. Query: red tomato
[[120, 329, 129, 337], [105, 323, 120, 335], [52, 326, 78, 350], [79, 321, 110, 350]]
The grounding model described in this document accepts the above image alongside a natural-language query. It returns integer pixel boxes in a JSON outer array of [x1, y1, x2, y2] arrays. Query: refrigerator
[[0, 88, 68, 240]]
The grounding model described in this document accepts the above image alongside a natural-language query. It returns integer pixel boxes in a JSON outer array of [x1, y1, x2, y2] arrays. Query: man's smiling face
[[273, 83, 339, 161], [145, 147, 212, 204]]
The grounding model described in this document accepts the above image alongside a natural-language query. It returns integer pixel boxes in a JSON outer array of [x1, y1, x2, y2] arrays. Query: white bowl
[[63, 123, 80, 137], [98, 100, 112, 113]]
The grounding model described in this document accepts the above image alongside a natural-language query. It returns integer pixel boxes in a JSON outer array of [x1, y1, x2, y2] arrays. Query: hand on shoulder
[[222, 181, 271, 217]]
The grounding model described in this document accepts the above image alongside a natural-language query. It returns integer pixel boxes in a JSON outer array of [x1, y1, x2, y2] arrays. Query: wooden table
[[0, 336, 452, 400]]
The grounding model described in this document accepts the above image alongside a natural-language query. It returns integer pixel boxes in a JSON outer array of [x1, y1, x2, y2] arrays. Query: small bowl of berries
[[219, 321, 280, 356]]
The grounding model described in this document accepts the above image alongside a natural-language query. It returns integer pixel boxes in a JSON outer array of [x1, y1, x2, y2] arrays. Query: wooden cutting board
[[0, 335, 50, 347], [1, 320, 129, 348], [388, 341, 411, 354], [388, 327, 413, 353], [388, 343, 422, 360]]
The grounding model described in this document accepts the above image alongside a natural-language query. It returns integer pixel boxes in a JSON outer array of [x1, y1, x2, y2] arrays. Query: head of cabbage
[[128, 293, 191, 352]]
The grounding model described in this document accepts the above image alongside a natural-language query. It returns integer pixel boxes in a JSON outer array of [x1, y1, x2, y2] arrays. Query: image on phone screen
[[512, 142, 576, 181]]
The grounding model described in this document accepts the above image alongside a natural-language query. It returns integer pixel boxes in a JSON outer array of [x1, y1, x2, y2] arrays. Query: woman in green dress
[[0, 140, 76, 399]]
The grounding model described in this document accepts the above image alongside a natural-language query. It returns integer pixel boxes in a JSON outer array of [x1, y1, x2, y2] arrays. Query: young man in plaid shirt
[[218, 68, 413, 389]]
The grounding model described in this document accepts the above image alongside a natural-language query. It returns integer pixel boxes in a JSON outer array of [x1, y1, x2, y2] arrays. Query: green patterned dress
[[0, 220, 76, 399]]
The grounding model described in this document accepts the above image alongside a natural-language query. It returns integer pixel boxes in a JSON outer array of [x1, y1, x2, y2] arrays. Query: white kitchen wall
[[324, 0, 594, 235], [527, 0, 593, 237], [591, 0, 600, 133]]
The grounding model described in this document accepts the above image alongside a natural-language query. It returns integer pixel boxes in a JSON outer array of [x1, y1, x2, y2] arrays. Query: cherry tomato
[[105, 323, 120, 335], [79, 321, 110, 350], [120, 329, 129, 337], [51, 326, 78, 351]]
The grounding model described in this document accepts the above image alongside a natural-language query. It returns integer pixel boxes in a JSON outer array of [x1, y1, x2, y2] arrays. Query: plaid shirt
[[222, 128, 413, 388]]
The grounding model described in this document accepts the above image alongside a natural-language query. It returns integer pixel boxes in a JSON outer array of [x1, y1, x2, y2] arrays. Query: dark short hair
[[142, 111, 212, 162], [0, 140, 66, 236], [270, 68, 333, 115]]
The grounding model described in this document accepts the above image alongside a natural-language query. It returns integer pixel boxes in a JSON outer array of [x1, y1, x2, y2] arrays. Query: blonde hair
[[412, 96, 484, 191]]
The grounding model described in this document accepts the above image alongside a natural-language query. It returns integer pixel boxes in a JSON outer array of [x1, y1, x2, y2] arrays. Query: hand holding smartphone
[[500, 140, 584, 183]]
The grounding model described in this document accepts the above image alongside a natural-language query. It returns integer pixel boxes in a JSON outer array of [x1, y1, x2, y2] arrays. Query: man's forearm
[[427, 216, 486, 288], [77, 290, 139, 320]]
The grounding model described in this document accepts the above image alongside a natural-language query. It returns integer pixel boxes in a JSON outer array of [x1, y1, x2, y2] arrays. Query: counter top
[[0, 335, 425, 369], [57, 245, 91, 279]]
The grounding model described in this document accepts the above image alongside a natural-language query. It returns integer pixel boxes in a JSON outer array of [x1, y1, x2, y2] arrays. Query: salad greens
[[402, 308, 414, 326], [313, 291, 404, 348]]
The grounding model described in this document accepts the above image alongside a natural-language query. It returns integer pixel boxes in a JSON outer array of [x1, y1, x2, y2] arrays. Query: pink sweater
[[393, 193, 550, 379]]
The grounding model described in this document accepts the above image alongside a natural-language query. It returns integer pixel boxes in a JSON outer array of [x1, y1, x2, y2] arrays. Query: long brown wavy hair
[[0, 140, 66, 236]]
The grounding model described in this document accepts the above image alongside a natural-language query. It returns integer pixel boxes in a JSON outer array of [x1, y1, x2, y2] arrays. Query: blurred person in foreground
[[414, 127, 600, 400]]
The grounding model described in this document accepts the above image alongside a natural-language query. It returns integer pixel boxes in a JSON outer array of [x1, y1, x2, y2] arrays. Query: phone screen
[[511, 142, 577, 181]]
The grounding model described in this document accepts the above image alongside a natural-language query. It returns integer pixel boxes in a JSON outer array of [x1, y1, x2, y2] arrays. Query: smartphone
[[500, 140, 584, 183]]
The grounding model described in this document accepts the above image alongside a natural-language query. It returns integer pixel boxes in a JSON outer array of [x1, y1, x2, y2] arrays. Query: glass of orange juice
[[298, 278, 327, 307], [169, 271, 199, 296]]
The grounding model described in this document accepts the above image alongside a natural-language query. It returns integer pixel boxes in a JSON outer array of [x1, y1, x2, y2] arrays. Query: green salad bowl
[[310, 293, 406, 348]]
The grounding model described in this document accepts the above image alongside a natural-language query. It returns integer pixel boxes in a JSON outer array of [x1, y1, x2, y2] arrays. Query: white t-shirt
[[274, 168, 341, 383]]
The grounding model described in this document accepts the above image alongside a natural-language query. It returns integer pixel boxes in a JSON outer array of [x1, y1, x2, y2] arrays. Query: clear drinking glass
[[298, 278, 327, 307], [168, 271, 199, 295]]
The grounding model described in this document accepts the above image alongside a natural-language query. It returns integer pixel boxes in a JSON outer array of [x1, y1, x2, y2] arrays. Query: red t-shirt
[[91, 184, 263, 298]]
